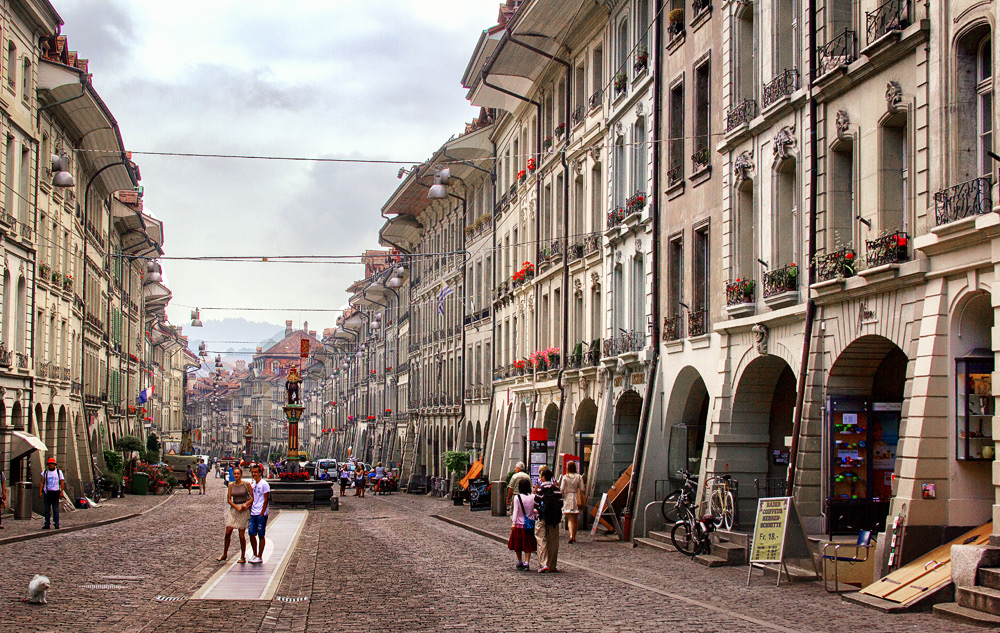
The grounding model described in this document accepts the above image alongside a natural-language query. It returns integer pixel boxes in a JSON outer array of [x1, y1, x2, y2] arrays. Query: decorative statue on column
[[286, 366, 302, 405]]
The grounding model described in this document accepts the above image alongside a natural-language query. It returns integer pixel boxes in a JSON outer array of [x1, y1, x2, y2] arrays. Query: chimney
[[309, 330, 316, 338], [303, 321, 309, 333], [285, 320, 293, 337], [236, 360, 246, 371]]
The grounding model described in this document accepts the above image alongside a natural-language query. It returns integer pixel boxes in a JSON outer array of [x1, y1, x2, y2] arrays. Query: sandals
[[216, 555, 227, 562], [237, 558, 247, 564]]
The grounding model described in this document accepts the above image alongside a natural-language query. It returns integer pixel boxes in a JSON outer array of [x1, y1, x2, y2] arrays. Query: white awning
[[10, 430, 46, 459]]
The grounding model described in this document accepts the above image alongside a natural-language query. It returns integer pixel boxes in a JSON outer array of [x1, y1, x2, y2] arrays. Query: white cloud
[[53, 0, 497, 329]]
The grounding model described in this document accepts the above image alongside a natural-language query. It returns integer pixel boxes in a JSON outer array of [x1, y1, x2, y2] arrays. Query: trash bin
[[330, 495, 339, 511], [491, 480, 507, 517], [131, 472, 149, 496], [14, 481, 32, 520]]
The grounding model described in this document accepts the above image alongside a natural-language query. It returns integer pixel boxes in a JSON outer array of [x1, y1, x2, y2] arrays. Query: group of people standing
[[507, 460, 585, 573], [215, 463, 271, 565], [336, 462, 393, 497]]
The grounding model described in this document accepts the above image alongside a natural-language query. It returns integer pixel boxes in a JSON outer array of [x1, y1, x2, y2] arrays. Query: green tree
[[103, 449, 124, 474], [115, 435, 144, 454], [442, 451, 471, 475], [146, 433, 160, 452]]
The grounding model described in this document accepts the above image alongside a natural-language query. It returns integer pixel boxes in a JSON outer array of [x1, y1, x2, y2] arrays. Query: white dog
[[23, 574, 50, 604]]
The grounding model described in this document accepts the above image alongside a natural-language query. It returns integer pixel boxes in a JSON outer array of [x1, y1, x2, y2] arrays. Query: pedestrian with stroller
[[508, 477, 537, 570]]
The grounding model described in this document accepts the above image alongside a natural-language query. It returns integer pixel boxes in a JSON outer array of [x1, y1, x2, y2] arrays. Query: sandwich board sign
[[747, 496, 819, 586]]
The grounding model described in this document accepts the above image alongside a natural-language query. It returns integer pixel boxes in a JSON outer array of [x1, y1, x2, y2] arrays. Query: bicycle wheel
[[670, 521, 696, 556], [661, 490, 681, 523], [721, 491, 736, 531], [709, 489, 725, 525]]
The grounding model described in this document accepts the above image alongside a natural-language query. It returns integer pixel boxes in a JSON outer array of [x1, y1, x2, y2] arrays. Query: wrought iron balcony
[[865, 231, 909, 268], [816, 30, 857, 76], [688, 309, 708, 337], [815, 248, 857, 282], [603, 331, 645, 357], [762, 264, 800, 298], [692, 0, 712, 18], [537, 240, 564, 266], [586, 340, 601, 366], [726, 99, 757, 132], [691, 147, 710, 172], [933, 177, 992, 226], [571, 105, 584, 126], [866, 0, 909, 44], [588, 88, 603, 111], [726, 278, 755, 306], [667, 164, 683, 187], [663, 315, 682, 342], [608, 207, 626, 229], [0, 345, 11, 369], [762, 69, 799, 109]]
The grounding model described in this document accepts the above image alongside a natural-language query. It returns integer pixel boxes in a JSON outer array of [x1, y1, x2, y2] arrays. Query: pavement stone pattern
[[0, 484, 984, 632], [0, 490, 170, 542]]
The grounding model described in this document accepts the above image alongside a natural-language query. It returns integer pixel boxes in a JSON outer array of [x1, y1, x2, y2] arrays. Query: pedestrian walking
[[39, 457, 65, 530], [559, 461, 585, 543], [185, 465, 195, 494], [197, 459, 209, 495], [339, 464, 350, 496], [217, 466, 253, 563], [214, 462, 221, 479], [507, 461, 530, 509], [508, 477, 537, 570], [247, 464, 270, 564], [374, 462, 384, 493], [354, 467, 366, 497], [533, 467, 563, 573], [227, 464, 234, 483]]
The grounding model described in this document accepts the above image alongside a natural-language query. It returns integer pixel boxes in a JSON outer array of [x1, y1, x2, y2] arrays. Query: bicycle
[[661, 469, 698, 524], [670, 512, 718, 557], [707, 475, 737, 531]]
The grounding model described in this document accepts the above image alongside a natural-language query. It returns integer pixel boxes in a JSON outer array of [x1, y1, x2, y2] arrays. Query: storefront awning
[[10, 430, 46, 459]]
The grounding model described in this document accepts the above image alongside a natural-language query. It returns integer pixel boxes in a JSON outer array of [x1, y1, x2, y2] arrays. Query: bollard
[[491, 480, 507, 517], [330, 495, 339, 511]]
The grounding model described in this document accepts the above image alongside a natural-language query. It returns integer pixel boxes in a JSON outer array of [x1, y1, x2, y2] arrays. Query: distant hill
[[186, 317, 287, 370]]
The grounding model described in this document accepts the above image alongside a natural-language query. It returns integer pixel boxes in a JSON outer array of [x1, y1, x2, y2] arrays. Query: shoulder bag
[[518, 495, 535, 530]]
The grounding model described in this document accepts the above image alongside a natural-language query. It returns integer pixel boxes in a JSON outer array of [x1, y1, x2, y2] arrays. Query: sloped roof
[[258, 329, 321, 359]]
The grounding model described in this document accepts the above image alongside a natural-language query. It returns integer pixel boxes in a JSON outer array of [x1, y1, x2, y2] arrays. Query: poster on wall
[[528, 428, 548, 486]]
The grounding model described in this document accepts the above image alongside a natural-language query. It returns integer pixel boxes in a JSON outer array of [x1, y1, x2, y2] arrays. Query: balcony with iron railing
[[667, 164, 683, 188], [692, 0, 712, 19], [866, 0, 909, 45], [762, 264, 799, 298], [726, 278, 755, 306], [663, 315, 682, 342], [588, 88, 603, 111], [865, 231, 909, 268], [688, 309, 708, 337], [537, 240, 564, 272], [603, 330, 645, 357], [726, 99, 757, 132], [815, 248, 857, 282], [816, 29, 857, 77], [571, 105, 585, 127], [762, 69, 799, 109], [933, 177, 992, 227]]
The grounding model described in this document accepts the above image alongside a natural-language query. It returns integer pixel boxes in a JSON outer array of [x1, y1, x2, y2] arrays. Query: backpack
[[539, 484, 563, 526]]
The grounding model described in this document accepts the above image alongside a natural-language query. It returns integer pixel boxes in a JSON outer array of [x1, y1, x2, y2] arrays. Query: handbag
[[518, 495, 535, 530], [577, 488, 588, 508]]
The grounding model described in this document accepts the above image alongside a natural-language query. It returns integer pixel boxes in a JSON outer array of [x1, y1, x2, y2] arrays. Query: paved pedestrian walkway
[[0, 490, 171, 543], [194, 510, 307, 600]]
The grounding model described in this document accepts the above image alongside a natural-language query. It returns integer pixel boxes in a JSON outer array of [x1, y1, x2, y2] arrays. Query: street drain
[[79, 584, 128, 590], [276, 596, 308, 602], [154, 595, 186, 602]]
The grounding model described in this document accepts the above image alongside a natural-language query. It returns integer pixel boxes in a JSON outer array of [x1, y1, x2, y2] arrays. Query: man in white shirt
[[39, 457, 65, 529], [247, 463, 270, 564]]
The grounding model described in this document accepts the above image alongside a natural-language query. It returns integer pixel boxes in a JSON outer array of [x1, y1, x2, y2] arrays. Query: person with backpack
[[39, 457, 65, 530], [533, 466, 563, 573]]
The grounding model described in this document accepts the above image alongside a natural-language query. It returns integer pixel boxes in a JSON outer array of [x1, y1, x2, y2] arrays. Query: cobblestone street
[[0, 485, 983, 632]]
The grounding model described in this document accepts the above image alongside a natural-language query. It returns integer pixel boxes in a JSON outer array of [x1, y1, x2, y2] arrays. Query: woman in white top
[[507, 477, 538, 570], [559, 460, 585, 543]]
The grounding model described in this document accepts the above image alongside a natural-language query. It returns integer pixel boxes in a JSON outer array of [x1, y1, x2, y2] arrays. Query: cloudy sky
[[54, 0, 498, 338]]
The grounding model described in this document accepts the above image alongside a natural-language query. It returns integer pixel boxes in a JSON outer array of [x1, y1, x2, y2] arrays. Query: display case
[[956, 355, 995, 461]]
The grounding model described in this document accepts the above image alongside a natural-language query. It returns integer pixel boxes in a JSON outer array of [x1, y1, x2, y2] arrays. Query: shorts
[[248, 514, 268, 538]]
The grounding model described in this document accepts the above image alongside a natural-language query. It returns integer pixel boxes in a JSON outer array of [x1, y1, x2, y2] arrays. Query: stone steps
[[979, 567, 1000, 591], [957, 584, 1000, 615], [933, 602, 1000, 626], [635, 537, 676, 553]]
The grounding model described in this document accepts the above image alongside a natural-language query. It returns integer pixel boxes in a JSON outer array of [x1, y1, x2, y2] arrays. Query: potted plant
[[613, 71, 628, 94], [668, 8, 684, 36], [443, 451, 471, 504], [527, 158, 536, 172]]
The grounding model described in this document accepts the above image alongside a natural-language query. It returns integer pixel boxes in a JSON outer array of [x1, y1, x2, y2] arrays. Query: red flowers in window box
[[527, 158, 536, 172]]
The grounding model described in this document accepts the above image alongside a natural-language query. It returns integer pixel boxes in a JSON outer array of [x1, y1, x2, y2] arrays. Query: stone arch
[[664, 366, 710, 481], [573, 398, 598, 480], [44, 405, 56, 464], [611, 389, 643, 481]]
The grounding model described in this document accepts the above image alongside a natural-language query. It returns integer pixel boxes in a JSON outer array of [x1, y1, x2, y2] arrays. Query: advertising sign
[[747, 496, 818, 586]]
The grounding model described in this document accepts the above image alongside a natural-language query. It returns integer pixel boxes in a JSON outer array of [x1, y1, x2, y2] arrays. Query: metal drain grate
[[275, 596, 309, 602], [79, 584, 128, 590], [154, 595, 186, 602]]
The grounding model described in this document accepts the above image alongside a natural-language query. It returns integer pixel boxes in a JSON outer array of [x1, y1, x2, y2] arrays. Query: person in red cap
[[39, 457, 65, 529]]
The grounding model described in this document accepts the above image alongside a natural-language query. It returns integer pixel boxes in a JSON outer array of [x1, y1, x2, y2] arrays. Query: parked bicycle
[[661, 469, 699, 524], [670, 511, 718, 556], [707, 474, 736, 531]]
